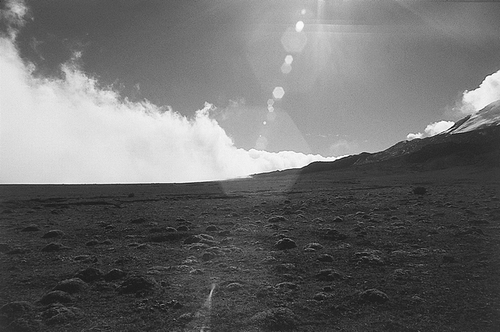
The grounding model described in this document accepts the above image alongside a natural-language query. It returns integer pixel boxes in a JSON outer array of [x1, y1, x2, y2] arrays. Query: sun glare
[[280, 62, 292, 74], [272, 86, 285, 100], [295, 20, 305, 33]]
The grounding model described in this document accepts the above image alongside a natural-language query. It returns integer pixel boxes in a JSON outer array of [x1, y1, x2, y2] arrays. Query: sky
[[1, 0, 500, 184]]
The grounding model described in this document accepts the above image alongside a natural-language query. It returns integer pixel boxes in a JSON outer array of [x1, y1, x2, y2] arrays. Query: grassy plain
[[1, 165, 499, 331]]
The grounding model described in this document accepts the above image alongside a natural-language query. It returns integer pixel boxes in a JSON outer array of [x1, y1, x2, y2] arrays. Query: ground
[[0, 165, 499, 331]]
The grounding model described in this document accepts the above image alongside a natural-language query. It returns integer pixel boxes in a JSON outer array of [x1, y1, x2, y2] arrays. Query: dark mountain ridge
[[301, 100, 500, 174]]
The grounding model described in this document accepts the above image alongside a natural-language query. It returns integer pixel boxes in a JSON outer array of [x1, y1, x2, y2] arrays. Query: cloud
[[406, 132, 423, 141], [0, 0, 28, 39], [424, 121, 455, 136], [328, 139, 358, 157], [406, 120, 454, 141], [460, 69, 500, 115], [0, 4, 336, 184], [407, 69, 500, 141]]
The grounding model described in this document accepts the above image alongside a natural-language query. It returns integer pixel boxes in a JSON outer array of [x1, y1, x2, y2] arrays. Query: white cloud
[[406, 132, 423, 141], [424, 120, 454, 136], [460, 69, 500, 115], [328, 139, 358, 157], [0, 0, 28, 39], [0, 13, 337, 184], [409, 69, 500, 141], [406, 120, 454, 141]]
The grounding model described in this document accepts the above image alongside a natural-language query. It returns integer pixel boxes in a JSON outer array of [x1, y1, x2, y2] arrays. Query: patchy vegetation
[[1, 166, 499, 331]]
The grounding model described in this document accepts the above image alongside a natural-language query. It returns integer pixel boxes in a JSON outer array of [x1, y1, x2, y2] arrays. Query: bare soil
[[1, 165, 499, 331]]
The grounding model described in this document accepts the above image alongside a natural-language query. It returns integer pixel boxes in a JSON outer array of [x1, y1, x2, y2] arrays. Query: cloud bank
[[0, 2, 337, 184], [407, 68, 500, 141], [406, 120, 454, 141], [460, 69, 500, 115], [0, 0, 28, 39]]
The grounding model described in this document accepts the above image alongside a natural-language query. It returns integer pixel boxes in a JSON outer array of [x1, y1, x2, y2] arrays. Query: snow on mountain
[[301, 100, 500, 174], [445, 100, 500, 134]]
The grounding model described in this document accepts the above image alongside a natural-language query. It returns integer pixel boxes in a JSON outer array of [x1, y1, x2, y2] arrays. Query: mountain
[[444, 100, 500, 134], [302, 100, 500, 174]]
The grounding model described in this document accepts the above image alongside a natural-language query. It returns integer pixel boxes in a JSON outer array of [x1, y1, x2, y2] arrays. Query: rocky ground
[[1, 165, 499, 331]]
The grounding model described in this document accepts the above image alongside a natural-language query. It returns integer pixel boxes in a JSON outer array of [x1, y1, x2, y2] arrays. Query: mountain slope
[[445, 100, 500, 134], [302, 100, 500, 174]]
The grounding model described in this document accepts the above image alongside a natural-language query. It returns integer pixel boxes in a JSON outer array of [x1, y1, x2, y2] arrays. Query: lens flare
[[184, 283, 216, 332], [256, 135, 268, 149], [280, 27, 307, 53], [267, 111, 277, 122], [272, 86, 285, 99], [280, 62, 292, 74], [295, 20, 305, 33]]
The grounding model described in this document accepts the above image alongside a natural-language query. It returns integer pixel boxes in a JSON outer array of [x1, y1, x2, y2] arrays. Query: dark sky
[[14, 0, 500, 156]]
